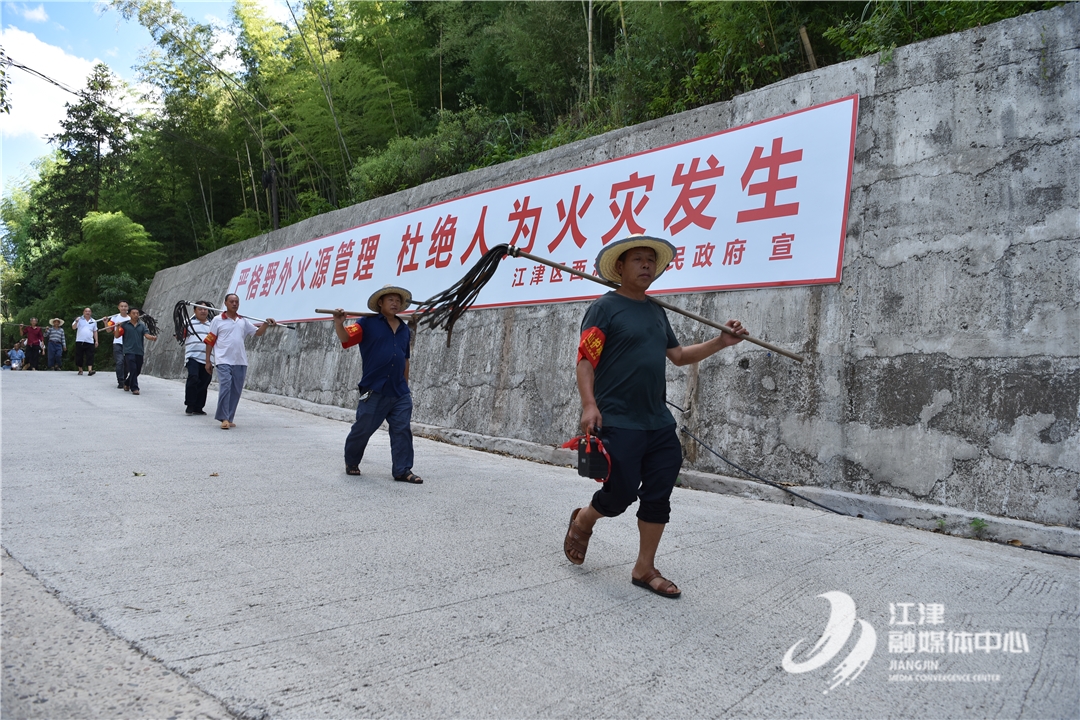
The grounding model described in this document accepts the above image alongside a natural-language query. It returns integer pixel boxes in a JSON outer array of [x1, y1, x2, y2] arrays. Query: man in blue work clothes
[[332, 285, 423, 484]]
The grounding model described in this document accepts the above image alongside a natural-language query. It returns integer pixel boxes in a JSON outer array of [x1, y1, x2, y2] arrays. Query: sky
[[0, 0, 289, 199]]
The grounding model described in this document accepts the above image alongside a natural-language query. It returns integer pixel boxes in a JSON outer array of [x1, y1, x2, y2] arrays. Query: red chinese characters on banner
[[310, 246, 334, 290], [602, 172, 654, 243], [511, 267, 526, 287], [664, 155, 725, 235], [667, 247, 685, 272], [508, 197, 541, 253], [723, 239, 747, 266], [246, 265, 264, 300], [397, 224, 424, 275], [235, 267, 251, 296], [460, 206, 490, 265], [426, 215, 457, 269], [569, 259, 588, 280], [259, 261, 279, 297], [353, 234, 380, 282], [529, 265, 545, 285], [738, 137, 803, 223], [551, 266, 564, 282], [275, 256, 294, 295], [292, 252, 313, 292], [549, 185, 593, 252], [770, 232, 794, 260], [692, 242, 716, 268], [331, 241, 355, 286]]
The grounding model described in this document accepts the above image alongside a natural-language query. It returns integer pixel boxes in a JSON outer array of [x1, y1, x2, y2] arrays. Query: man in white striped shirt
[[183, 301, 215, 416]]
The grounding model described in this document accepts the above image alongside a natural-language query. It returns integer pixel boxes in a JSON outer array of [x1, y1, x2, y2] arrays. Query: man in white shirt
[[204, 293, 276, 429], [104, 301, 130, 389], [71, 307, 99, 375], [183, 301, 215, 415]]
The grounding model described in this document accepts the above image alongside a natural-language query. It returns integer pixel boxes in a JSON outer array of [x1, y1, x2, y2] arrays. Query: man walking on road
[[44, 318, 67, 370], [116, 308, 157, 395], [204, 294, 275, 430], [183, 301, 214, 415], [563, 236, 748, 599], [72, 308, 99, 375], [331, 285, 422, 484], [19, 318, 43, 371], [105, 301, 130, 389]]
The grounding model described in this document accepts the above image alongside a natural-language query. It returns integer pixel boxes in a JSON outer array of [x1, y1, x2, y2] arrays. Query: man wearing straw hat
[[563, 236, 748, 599], [44, 318, 67, 370], [331, 285, 422, 484], [204, 293, 276, 430]]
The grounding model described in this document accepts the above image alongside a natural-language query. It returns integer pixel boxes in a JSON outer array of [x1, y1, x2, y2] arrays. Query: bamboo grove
[[0, 0, 1058, 356]]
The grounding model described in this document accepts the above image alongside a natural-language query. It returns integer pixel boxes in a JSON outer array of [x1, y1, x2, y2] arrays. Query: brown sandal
[[563, 508, 592, 565], [632, 569, 681, 599]]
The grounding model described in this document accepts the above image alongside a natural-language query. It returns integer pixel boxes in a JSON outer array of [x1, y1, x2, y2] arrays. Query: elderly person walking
[[44, 318, 67, 370]]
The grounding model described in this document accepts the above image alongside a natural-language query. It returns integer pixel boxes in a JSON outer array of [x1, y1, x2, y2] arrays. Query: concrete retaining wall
[[144, 5, 1079, 529]]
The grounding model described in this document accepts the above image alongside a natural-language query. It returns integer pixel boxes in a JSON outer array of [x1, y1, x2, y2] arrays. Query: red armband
[[204, 332, 217, 348], [576, 326, 606, 369], [341, 323, 363, 349]]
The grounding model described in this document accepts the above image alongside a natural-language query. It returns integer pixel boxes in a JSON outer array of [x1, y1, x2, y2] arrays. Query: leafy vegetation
[[1, 0, 1060, 354]]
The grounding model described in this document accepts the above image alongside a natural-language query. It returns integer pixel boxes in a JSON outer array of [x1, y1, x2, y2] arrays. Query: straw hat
[[367, 285, 413, 313], [594, 235, 677, 284], [49, 318, 63, 326]]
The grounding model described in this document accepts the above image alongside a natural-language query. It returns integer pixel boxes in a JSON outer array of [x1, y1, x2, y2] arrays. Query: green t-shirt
[[580, 291, 679, 430], [118, 320, 149, 356]]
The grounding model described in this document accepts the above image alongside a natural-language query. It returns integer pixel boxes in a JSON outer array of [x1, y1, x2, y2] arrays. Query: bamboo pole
[[508, 246, 805, 363], [314, 308, 373, 318], [179, 302, 296, 330]]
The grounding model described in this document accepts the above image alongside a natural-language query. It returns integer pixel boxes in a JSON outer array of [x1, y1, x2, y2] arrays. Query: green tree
[[822, 1, 1062, 61], [44, 63, 133, 242], [54, 211, 163, 310]]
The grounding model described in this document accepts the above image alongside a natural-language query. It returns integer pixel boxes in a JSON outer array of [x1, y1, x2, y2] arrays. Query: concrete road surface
[[2, 371, 1077, 719]]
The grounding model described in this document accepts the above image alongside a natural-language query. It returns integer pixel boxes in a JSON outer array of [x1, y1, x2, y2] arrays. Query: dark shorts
[[590, 424, 682, 525], [75, 341, 95, 366]]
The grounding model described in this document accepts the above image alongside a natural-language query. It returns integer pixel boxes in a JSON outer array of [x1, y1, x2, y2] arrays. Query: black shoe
[[185, 409, 195, 415], [192, 410, 207, 415], [117, 383, 125, 389], [345, 465, 362, 476], [88, 370, 95, 376]]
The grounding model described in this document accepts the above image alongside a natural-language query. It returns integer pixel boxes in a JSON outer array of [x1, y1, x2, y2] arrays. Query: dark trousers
[[344, 390, 414, 478], [47, 342, 63, 368], [125, 354, 144, 391], [185, 358, 212, 412], [25, 345, 40, 370], [114, 344, 127, 384], [75, 341, 95, 368], [590, 424, 683, 525]]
